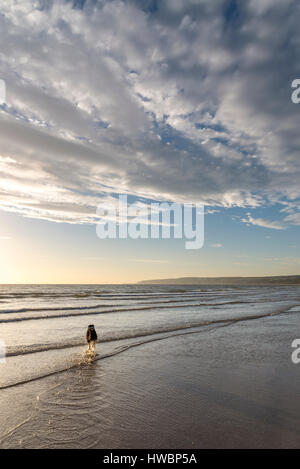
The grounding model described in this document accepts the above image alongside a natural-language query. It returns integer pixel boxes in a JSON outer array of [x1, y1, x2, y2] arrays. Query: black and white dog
[[86, 324, 98, 352]]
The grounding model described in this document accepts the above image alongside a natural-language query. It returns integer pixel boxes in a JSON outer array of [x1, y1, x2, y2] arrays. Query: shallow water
[[0, 284, 300, 448]]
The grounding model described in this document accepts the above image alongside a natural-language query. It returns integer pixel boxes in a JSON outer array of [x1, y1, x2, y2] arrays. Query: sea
[[0, 284, 300, 448]]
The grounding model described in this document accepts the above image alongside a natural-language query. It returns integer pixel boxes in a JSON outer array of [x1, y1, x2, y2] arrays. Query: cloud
[[241, 214, 286, 230], [210, 243, 223, 248], [0, 0, 299, 223], [282, 212, 300, 226], [264, 256, 300, 265]]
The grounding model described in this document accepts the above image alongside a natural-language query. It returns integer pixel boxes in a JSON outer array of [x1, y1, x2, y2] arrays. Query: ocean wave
[[0, 300, 249, 323], [0, 303, 295, 391], [5, 303, 294, 359], [0, 289, 227, 302], [0, 295, 244, 315]]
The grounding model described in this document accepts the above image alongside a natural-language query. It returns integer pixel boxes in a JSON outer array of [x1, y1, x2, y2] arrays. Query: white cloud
[[0, 0, 299, 224], [210, 243, 223, 248], [241, 214, 286, 230], [282, 212, 300, 226]]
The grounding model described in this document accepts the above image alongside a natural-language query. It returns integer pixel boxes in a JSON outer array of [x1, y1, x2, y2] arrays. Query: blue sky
[[0, 0, 300, 282]]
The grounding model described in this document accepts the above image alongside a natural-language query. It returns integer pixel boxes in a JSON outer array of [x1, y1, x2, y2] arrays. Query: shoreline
[[1, 309, 300, 448]]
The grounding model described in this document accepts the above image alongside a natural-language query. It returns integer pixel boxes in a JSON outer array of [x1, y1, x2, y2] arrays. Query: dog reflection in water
[[86, 324, 98, 356]]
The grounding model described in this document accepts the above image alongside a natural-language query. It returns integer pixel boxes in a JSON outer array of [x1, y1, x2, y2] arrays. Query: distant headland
[[138, 275, 300, 285]]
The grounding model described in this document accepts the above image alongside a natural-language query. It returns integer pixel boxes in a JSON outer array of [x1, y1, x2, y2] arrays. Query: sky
[[0, 0, 300, 283]]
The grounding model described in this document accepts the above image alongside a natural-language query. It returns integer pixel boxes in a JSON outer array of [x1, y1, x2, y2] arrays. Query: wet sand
[[1, 310, 300, 448]]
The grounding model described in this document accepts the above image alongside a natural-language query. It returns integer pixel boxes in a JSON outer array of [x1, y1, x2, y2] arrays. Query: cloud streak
[[241, 214, 286, 230]]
